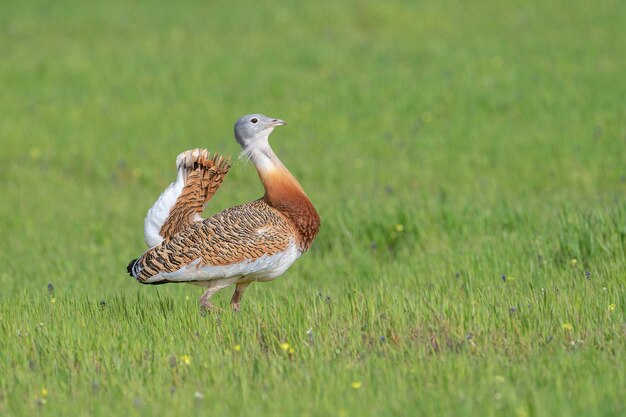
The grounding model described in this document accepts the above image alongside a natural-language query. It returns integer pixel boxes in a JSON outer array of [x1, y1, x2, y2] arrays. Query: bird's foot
[[199, 301, 222, 314]]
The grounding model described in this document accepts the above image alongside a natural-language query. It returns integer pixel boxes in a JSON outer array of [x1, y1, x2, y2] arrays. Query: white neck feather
[[241, 136, 284, 174]]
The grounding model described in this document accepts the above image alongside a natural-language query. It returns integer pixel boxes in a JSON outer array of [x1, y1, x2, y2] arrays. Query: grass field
[[1, 0, 626, 415]]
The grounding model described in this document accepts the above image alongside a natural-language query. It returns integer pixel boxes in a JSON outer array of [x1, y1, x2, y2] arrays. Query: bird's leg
[[199, 290, 219, 311], [198, 280, 232, 312], [230, 282, 251, 311]]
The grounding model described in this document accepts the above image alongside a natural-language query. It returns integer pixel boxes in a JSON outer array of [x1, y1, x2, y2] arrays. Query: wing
[[143, 149, 230, 247], [131, 200, 297, 284]]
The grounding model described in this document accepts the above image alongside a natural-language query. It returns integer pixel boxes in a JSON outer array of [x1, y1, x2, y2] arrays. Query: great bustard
[[127, 114, 321, 311]]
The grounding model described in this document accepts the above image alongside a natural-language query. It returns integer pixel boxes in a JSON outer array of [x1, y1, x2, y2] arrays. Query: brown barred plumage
[[135, 199, 293, 282], [159, 150, 230, 239]]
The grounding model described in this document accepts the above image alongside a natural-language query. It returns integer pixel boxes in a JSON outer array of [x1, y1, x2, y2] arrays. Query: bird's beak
[[269, 118, 287, 127]]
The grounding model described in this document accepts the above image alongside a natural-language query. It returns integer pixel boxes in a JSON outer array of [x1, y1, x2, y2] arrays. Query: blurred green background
[[1, 0, 625, 416]]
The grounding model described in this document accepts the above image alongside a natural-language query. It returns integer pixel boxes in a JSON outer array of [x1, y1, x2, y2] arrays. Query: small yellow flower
[[233, 344, 241, 352], [608, 304, 616, 312], [288, 347, 295, 354], [180, 355, 191, 366], [41, 388, 48, 397], [351, 381, 362, 389], [185, 295, 190, 301], [279, 342, 290, 351], [571, 258, 578, 266], [494, 375, 505, 383], [51, 298, 56, 304], [508, 276, 516, 282], [561, 323, 574, 331], [395, 224, 404, 232]]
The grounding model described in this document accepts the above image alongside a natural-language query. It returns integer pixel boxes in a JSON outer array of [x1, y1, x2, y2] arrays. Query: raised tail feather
[[143, 149, 231, 247]]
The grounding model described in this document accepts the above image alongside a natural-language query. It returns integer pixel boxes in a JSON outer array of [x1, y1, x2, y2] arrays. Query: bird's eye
[[251, 118, 258, 124]]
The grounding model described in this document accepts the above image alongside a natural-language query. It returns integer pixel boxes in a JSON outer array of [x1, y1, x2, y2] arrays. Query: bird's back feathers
[[131, 199, 299, 284]]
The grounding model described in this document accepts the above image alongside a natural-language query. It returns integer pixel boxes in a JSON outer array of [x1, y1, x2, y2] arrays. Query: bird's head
[[234, 114, 287, 149]]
